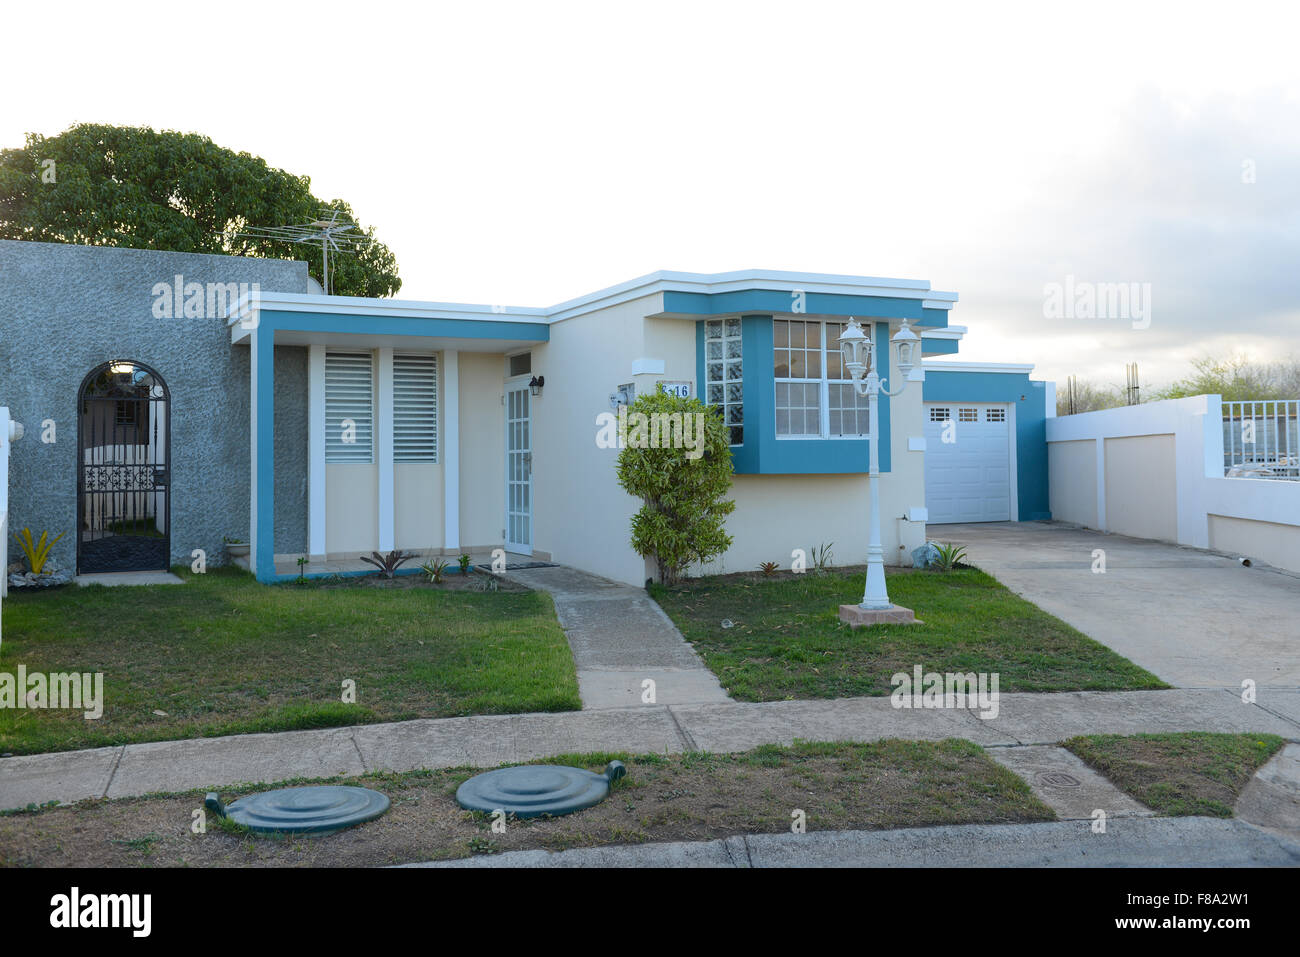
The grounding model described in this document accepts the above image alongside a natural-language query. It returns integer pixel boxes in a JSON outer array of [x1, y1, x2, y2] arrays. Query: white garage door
[[924, 403, 1012, 524]]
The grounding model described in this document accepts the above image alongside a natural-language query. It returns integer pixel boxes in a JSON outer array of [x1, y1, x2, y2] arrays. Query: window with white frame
[[704, 318, 743, 445], [393, 353, 438, 463], [325, 351, 374, 463], [773, 319, 870, 438]]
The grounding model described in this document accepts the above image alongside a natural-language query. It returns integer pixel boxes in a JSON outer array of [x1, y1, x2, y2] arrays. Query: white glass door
[[505, 384, 532, 553]]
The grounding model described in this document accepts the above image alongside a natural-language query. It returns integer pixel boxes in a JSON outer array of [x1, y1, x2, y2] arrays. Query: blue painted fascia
[[921, 337, 960, 356], [256, 309, 549, 342], [697, 316, 888, 475], [667, 290, 949, 328], [922, 370, 1051, 521]]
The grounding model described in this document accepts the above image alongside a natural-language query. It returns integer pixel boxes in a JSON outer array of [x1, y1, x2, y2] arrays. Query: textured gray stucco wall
[[0, 240, 310, 572]]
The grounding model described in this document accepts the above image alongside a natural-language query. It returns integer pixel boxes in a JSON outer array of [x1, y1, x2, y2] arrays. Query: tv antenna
[[231, 209, 372, 295]]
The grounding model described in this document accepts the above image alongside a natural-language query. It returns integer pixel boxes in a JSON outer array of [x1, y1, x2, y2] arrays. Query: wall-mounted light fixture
[[528, 375, 545, 397]]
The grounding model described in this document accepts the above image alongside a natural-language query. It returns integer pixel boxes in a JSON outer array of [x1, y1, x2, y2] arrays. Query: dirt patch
[[0, 739, 1054, 867], [314, 569, 529, 593]]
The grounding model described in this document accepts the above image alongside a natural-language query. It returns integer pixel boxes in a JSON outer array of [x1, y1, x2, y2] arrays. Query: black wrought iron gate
[[76, 360, 171, 574]]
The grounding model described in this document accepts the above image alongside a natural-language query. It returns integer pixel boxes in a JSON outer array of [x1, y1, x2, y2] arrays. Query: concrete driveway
[[935, 522, 1300, 691]]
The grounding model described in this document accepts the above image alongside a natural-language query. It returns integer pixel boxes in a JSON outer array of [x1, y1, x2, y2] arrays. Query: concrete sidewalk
[[4, 687, 1298, 810], [940, 522, 1300, 688], [403, 816, 1300, 868], [506, 565, 731, 709]]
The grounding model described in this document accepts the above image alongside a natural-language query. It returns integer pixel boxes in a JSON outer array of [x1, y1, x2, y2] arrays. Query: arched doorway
[[76, 360, 171, 574]]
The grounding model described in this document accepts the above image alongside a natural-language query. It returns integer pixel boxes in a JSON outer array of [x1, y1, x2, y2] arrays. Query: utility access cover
[[207, 786, 390, 836], [456, 761, 626, 819]]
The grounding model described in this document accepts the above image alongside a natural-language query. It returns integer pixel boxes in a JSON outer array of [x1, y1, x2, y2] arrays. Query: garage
[[923, 402, 1013, 523]]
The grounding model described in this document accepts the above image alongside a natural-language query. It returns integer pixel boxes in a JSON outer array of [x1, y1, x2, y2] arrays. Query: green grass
[[650, 567, 1166, 700], [1063, 732, 1285, 817], [0, 566, 580, 755]]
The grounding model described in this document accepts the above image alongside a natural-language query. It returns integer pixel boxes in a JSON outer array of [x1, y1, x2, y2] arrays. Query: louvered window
[[394, 353, 438, 463], [325, 351, 374, 463]]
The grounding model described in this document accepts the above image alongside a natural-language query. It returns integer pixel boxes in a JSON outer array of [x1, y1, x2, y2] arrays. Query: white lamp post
[[836, 317, 922, 625]]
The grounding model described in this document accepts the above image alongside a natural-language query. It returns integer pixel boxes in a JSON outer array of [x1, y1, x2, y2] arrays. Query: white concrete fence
[[1046, 395, 1300, 573]]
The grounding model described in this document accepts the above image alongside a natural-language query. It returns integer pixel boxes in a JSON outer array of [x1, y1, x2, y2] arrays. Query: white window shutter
[[393, 354, 438, 463], [325, 351, 374, 463]]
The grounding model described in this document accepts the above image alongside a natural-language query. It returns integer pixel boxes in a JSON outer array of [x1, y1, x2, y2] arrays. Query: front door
[[505, 383, 532, 554]]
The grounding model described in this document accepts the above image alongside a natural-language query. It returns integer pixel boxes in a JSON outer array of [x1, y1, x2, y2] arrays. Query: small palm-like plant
[[458, 554, 472, 574], [758, 561, 779, 576], [811, 542, 834, 573], [359, 549, 415, 579], [421, 557, 450, 584], [12, 528, 65, 575], [932, 542, 968, 573]]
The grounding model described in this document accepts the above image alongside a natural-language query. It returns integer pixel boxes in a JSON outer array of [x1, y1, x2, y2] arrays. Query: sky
[[4, 0, 1297, 391]]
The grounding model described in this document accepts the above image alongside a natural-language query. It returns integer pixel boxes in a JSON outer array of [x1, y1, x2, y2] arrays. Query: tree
[[1056, 377, 1125, 415], [615, 391, 736, 585], [1154, 355, 1300, 402], [0, 124, 400, 298]]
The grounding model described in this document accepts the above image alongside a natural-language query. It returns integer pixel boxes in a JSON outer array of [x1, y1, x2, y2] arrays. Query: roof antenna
[[230, 208, 372, 295]]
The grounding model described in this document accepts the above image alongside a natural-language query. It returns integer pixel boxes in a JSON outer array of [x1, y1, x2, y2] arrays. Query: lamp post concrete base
[[838, 604, 922, 628]]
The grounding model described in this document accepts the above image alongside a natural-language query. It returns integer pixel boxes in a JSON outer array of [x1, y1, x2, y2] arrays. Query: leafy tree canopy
[[0, 124, 400, 298]]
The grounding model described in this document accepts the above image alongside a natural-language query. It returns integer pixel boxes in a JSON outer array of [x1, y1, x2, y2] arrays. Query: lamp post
[[836, 317, 922, 626]]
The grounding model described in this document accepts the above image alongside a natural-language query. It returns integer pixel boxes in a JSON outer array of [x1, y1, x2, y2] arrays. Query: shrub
[[615, 391, 735, 585]]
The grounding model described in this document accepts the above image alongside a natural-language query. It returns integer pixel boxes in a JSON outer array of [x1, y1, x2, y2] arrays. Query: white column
[[308, 345, 326, 560], [378, 347, 395, 552], [443, 350, 460, 552]]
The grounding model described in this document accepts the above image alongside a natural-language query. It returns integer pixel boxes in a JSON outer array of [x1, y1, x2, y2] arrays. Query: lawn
[[0, 739, 1055, 866], [1064, 732, 1285, 817], [0, 567, 580, 755], [650, 566, 1166, 700]]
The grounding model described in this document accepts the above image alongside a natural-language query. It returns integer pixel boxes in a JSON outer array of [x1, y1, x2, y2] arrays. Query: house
[[0, 240, 1052, 587]]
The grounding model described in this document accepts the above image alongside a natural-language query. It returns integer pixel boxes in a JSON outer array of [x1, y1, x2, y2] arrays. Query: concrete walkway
[[505, 565, 731, 709], [938, 522, 1300, 689], [404, 816, 1300, 867], [4, 688, 1298, 810]]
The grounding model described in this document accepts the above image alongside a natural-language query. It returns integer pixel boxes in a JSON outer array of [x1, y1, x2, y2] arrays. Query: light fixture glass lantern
[[891, 318, 920, 374], [528, 375, 544, 397], [837, 318, 871, 376]]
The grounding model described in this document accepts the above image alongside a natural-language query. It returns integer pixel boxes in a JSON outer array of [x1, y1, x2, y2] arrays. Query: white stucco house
[[230, 268, 1051, 586]]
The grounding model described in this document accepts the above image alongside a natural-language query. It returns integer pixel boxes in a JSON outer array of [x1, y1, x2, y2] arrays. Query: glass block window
[[393, 353, 438, 463], [773, 319, 870, 438], [325, 351, 374, 463], [704, 317, 743, 445]]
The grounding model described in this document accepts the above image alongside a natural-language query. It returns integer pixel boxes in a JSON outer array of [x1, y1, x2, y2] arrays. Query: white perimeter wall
[[1046, 395, 1300, 573]]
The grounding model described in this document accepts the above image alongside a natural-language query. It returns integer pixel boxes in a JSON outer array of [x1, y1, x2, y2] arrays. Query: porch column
[[250, 324, 277, 582], [307, 344, 326, 561], [443, 349, 460, 551], [378, 347, 395, 552]]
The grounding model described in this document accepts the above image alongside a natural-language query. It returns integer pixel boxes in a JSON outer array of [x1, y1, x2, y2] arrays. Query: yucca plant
[[12, 528, 65, 575], [758, 561, 779, 576], [358, 549, 415, 579], [932, 542, 968, 573], [458, 554, 472, 574]]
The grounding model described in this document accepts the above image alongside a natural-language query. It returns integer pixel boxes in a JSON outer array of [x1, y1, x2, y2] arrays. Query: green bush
[[615, 391, 736, 585]]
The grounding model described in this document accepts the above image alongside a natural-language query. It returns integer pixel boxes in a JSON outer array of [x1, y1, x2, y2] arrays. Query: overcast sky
[[5, 0, 1296, 390]]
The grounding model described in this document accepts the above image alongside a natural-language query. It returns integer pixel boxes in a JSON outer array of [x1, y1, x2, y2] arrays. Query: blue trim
[[921, 337, 960, 356], [252, 325, 277, 582], [696, 316, 889, 475], [667, 290, 948, 327], [922, 370, 1051, 521], [257, 310, 549, 342]]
